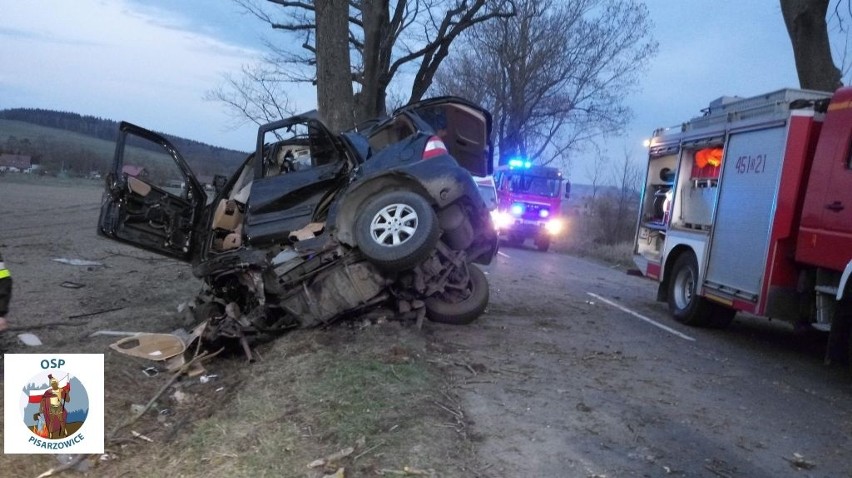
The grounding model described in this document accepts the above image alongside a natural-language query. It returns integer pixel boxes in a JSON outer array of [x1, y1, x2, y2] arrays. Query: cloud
[[0, 0, 264, 150]]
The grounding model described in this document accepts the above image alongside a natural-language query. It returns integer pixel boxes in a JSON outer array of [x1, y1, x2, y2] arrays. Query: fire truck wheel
[[355, 191, 439, 271], [668, 252, 715, 326], [535, 237, 550, 252], [426, 264, 489, 325]]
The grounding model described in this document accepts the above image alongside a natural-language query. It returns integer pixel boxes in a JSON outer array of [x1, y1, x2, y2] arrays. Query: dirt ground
[[2, 176, 852, 478]]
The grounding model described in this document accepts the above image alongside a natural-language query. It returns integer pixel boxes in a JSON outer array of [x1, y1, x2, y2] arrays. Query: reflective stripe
[[0, 269, 9, 279], [0, 262, 4, 269]]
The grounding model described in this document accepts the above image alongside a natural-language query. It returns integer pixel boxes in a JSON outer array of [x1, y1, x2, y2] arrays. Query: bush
[[551, 207, 636, 268]]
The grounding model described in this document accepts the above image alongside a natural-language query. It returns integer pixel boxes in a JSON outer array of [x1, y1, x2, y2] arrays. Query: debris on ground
[[52, 258, 104, 267], [68, 307, 125, 320], [377, 466, 434, 476], [109, 333, 187, 361], [131, 430, 154, 443], [18, 333, 43, 346], [60, 281, 86, 289], [784, 452, 816, 470], [90, 330, 142, 337], [307, 446, 355, 468]]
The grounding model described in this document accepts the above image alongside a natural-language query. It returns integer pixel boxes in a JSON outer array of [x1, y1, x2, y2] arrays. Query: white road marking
[[497, 251, 511, 258], [586, 292, 696, 342]]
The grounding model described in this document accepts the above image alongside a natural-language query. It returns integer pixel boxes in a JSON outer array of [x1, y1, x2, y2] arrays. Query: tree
[[314, 0, 356, 131], [433, 0, 656, 167], [587, 149, 640, 245], [205, 63, 296, 128], [222, 0, 514, 127], [781, 0, 842, 91]]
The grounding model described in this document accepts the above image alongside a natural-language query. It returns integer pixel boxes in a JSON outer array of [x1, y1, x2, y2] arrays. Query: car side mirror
[[213, 175, 227, 195], [564, 181, 571, 199]]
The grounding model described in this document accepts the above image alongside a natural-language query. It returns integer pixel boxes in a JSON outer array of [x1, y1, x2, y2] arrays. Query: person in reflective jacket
[[0, 250, 11, 332]]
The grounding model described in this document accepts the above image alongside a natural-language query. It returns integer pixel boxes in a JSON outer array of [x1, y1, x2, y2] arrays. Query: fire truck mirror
[[564, 181, 571, 199]]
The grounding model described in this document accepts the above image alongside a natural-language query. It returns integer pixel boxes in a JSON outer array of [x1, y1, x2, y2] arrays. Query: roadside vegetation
[[552, 218, 635, 268], [95, 328, 473, 478]]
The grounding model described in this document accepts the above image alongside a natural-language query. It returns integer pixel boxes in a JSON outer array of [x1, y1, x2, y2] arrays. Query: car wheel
[[426, 264, 489, 325], [535, 236, 550, 252], [667, 252, 715, 326], [354, 190, 439, 271]]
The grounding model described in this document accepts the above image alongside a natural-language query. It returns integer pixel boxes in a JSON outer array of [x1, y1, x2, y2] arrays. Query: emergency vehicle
[[634, 87, 852, 361], [492, 160, 568, 251]]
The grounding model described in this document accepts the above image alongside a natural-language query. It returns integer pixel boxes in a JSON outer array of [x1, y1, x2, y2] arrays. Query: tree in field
[[433, 0, 656, 167], [587, 149, 641, 245], [781, 0, 843, 91], [211, 0, 514, 131]]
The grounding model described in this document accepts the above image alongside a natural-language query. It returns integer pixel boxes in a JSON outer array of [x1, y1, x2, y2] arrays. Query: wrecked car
[[97, 97, 498, 356]]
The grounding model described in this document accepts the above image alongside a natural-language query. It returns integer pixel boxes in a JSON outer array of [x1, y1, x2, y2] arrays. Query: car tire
[[535, 236, 550, 252], [354, 190, 439, 271], [426, 264, 489, 325], [667, 252, 715, 326]]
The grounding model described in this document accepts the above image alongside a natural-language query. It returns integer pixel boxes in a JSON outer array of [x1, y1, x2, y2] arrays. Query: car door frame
[[243, 113, 352, 245], [98, 121, 206, 262]]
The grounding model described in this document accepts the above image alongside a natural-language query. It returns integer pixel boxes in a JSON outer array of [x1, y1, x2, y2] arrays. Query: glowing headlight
[[510, 203, 524, 216], [545, 218, 563, 235], [492, 210, 514, 229], [539, 209, 550, 218]]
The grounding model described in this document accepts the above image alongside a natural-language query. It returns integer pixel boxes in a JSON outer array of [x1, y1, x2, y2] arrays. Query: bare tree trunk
[[356, 0, 391, 123], [781, 0, 842, 91], [315, 0, 355, 132]]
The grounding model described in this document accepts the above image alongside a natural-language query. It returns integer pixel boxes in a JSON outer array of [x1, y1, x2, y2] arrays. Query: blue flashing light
[[539, 209, 550, 218], [510, 203, 524, 216], [508, 157, 532, 169]]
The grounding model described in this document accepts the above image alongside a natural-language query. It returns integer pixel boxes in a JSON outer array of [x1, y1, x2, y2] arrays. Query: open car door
[[394, 97, 493, 177], [98, 122, 206, 261]]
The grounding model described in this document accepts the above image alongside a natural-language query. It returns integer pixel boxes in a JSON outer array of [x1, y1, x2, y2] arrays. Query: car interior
[[367, 115, 417, 152]]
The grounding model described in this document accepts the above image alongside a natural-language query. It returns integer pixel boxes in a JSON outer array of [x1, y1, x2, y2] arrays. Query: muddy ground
[[2, 176, 852, 477]]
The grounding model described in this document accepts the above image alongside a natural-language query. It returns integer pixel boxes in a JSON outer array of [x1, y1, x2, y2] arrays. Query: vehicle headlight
[[545, 218, 563, 235], [492, 210, 514, 229]]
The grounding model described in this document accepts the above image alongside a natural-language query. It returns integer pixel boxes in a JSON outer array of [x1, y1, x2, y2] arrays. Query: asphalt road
[[432, 245, 852, 478]]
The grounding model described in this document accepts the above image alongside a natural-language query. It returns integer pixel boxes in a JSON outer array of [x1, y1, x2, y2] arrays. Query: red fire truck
[[492, 159, 568, 251], [634, 87, 852, 361]]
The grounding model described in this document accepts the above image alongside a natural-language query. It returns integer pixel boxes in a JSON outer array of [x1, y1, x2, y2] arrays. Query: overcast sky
[[0, 0, 830, 182]]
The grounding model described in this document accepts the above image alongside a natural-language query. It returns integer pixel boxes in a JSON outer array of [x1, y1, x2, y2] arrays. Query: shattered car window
[[263, 121, 339, 177]]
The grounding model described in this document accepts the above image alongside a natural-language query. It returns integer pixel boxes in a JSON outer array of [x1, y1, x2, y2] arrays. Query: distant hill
[[0, 108, 248, 178]]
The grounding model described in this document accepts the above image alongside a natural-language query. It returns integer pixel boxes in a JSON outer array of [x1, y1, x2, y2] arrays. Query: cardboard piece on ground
[[109, 333, 186, 361]]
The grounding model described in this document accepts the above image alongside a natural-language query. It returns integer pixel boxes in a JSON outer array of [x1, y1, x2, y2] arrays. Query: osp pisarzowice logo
[[4, 354, 104, 454]]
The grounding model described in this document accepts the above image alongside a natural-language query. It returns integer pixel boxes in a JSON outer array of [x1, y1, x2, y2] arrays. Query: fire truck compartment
[[703, 125, 787, 299]]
